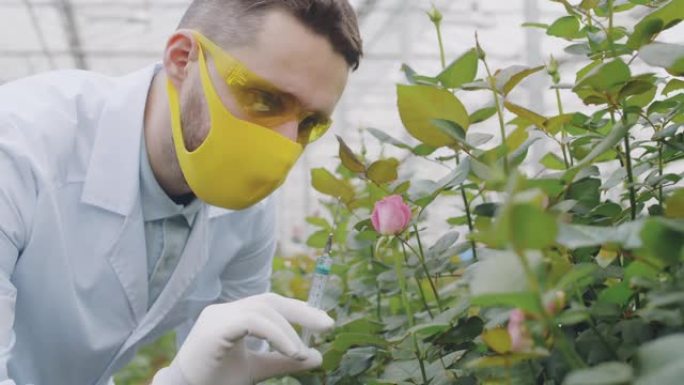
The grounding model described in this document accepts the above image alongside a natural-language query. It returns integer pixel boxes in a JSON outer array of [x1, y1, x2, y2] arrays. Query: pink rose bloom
[[371, 195, 412, 235], [508, 309, 533, 352]]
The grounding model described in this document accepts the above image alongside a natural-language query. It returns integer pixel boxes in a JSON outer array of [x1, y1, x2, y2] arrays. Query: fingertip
[[304, 348, 323, 367], [321, 313, 335, 330], [311, 310, 335, 331]]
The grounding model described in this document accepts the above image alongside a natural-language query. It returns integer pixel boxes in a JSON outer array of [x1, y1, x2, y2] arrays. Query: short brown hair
[[178, 0, 362, 70]]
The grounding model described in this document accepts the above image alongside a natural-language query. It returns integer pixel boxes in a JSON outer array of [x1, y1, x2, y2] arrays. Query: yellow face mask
[[167, 31, 326, 210]]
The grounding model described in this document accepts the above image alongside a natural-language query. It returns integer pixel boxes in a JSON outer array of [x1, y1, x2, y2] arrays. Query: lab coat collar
[[81, 64, 161, 215]]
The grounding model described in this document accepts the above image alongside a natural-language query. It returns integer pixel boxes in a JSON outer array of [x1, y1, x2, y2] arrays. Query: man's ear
[[163, 29, 200, 89]]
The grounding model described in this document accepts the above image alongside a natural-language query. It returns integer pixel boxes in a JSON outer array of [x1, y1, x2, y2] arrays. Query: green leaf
[[665, 188, 684, 218], [522, 22, 549, 29], [541, 152, 567, 170], [401, 63, 439, 86], [336, 135, 365, 173], [619, 80, 656, 100], [397, 84, 470, 147], [481, 328, 512, 354], [557, 221, 644, 250], [437, 157, 470, 189], [495, 65, 545, 96], [626, 81, 658, 108], [638, 42, 684, 76], [470, 157, 500, 181], [401, 63, 418, 84], [563, 362, 633, 385], [306, 216, 330, 229], [663, 79, 684, 96], [566, 177, 601, 211], [556, 308, 591, 326], [636, 334, 684, 385], [598, 282, 633, 306], [307, 229, 330, 248], [432, 118, 467, 143], [337, 317, 384, 334], [505, 125, 530, 152], [545, 113, 574, 135], [407, 323, 451, 339], [446, 216, 468, 226], [412, 143, 437, 156], [381, 360, 421, 383], [437, 48, 478, 89], [625, 260, 659, 282], [432, 317, 484, 346], [474, 202, 499, 217], [504, 101, 547, 129], [571, 122, 630, 170], [469, 106, 497, 124], [311, 168, 354, 202], [640, 218, 684, 265], [366, 127, 412, 150], [336, 347, 376, 377], [510, 203, 558, 250], [525, 178, 565, 197], [556, 263, 599, 291], [580, 0, 600, 10], [512, 137, 546, 166], [575, 59, 631, 93], [332, 332, 388, 351], [428, 231, 460, 257], [627, 0, 684, 50], [565, 42, 592, 56], [471, 292, 543, 313], [547, 16, 581, 39], [367, 158, 399, 184]]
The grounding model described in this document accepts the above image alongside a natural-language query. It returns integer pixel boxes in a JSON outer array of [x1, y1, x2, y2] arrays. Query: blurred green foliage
[[114, 332, 176, 385]]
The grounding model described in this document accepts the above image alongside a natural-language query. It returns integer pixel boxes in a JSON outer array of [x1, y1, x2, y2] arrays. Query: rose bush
[[270, 1, 684, 385]]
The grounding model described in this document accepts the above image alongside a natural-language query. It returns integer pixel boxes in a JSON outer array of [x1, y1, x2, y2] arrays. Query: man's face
[[178, 9, 350, 151]]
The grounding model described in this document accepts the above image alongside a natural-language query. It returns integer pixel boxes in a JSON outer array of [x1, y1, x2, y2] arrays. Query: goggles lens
[[193, 31, 332, 145]]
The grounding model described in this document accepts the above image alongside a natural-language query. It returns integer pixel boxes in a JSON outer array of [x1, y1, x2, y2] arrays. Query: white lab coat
[[0, 65, 277, 385]]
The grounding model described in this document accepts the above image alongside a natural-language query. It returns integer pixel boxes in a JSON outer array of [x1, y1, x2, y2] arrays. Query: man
[[0, 1, 361, 384]]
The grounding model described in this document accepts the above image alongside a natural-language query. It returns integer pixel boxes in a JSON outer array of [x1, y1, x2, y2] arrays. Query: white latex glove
[[163, 293, 334, 385]]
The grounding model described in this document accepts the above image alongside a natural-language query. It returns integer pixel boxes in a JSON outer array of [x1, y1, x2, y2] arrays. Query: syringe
[[301, 234, 333, 346]]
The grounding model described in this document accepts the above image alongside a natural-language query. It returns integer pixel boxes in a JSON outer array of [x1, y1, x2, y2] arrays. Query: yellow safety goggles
[[193, 31, 332, 145]]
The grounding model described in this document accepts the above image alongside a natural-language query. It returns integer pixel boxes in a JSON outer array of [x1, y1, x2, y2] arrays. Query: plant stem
[[607, 0, 618, 58], [403, 240, 435, 318], [412, 227, 443, 307], [394, 240, 414, 327], [435, 17, 446, 70], [413, 335, 429, 385], [370, 245, 383, 321], [393, 238, 428, 384], [610, 111, 637, 219], [482, 57, 510, 174], [415, 275, 435, 319], [456, 154, 478, 261], [658, 142, 664, 205], [402, 233, 443, 311], [637, 112, 664, 205], [554, 87, 571, 169], [623, 131, 637, 220], [435, 18, 479, 262]]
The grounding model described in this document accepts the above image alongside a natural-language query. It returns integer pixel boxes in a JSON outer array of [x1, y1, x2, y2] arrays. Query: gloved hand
[[158, 293, 334, 385]]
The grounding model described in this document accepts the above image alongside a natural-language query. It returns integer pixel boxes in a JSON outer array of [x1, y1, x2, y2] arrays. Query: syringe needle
[[301, 234, 334, 346]]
